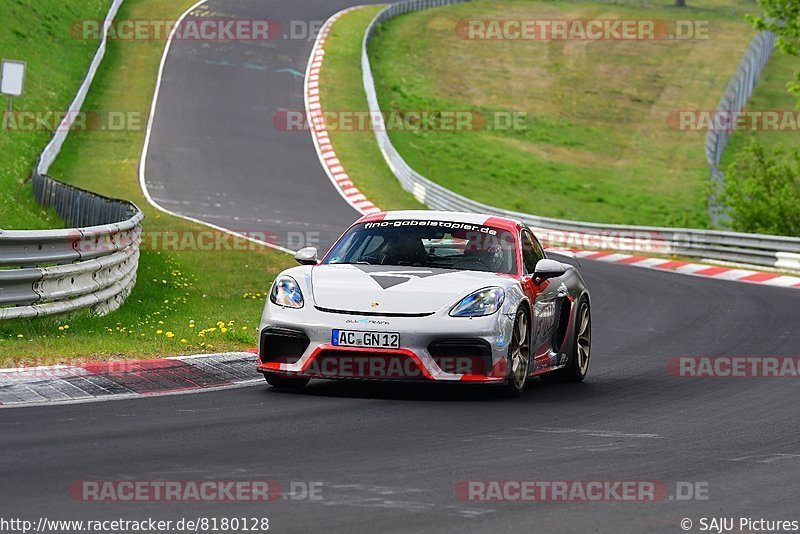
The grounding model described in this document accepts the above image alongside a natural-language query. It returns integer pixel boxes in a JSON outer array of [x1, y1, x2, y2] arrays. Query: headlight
[[450, 287, 504, 317], [270, 275, 304, 308]]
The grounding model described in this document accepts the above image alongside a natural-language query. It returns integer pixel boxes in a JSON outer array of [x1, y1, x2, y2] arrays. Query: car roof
[[358, 210, 523, 233]]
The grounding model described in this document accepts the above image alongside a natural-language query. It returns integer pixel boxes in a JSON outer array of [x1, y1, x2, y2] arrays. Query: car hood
[[311, 264, 506, 315]]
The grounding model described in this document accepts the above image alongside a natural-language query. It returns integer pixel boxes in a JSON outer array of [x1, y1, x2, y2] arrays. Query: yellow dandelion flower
[[156, 330, 163, 334], [165, 332, 175, 338]]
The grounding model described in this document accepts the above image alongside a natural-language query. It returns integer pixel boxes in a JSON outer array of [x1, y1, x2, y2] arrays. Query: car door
[[519, 229, 562, 372]]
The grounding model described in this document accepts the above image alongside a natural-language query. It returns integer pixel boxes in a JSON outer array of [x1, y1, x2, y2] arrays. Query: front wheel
[[263, 373, 309, 390], [503, 309, 531, 396], [541, 297, 591, 383]]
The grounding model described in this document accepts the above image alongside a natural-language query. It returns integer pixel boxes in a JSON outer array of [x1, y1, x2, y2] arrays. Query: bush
[[722, 139, 800, 236]]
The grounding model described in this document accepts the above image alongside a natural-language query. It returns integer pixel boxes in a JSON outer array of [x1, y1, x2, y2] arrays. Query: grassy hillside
[[0, 0, 293, 364], [368, 0, 758, 228], [0, 0, 112, 229]]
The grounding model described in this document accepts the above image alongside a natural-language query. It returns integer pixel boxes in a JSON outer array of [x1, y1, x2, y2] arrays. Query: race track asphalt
[[2, 1, 799, 533], [142, 0, 383, 251]]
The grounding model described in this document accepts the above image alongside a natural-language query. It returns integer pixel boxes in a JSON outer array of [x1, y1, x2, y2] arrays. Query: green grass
[[0, 0, 293, 365], [365, 0, 759, 228], [0, 0, 778, 363], [320, 5, 424, 210], [722, 50, 800, 166], [0, 0, 113, 229]]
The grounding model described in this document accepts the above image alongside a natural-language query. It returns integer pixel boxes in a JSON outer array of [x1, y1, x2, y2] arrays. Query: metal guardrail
[[361, 0, 800, 273], [0, 0, 144, 320], [37, 0, 126, 176], [0, 175, 143, 320], [705, 30, 776, 224]]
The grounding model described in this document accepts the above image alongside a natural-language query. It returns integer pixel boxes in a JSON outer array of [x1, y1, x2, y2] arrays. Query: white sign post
[[1, 59, 26, 129]]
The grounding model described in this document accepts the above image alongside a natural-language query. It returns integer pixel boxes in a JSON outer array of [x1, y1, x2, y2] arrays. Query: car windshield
[[323, 220, 518, 274]]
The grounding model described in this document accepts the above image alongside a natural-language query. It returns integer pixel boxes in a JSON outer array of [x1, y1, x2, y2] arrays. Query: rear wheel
[[263, 373, 309, 390], [503, 309, 531, 396], [541, 297, 591, 383]]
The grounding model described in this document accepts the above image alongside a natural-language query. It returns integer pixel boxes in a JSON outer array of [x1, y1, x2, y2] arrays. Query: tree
[[675, 0, 687, 6], [748, 0, 800, 105], [722, 139, 800, 236]]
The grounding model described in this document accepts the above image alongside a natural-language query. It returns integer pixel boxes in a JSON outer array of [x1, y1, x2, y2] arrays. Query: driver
[[381, 233, 427, 266], [462, 232, 507, 272]]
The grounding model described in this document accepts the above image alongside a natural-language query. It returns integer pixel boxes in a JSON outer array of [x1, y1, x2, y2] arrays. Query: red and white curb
[[0, 352, 261, 408], [5, 8, 800, 409], [574, 250, 800, 289], [306, 6, 381, 216]]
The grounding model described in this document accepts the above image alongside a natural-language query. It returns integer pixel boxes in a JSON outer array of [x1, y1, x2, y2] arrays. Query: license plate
[[331, 329, 400, 349]]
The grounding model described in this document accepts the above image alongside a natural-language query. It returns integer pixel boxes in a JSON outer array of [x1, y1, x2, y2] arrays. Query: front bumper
[[257, 303, 515, 383]]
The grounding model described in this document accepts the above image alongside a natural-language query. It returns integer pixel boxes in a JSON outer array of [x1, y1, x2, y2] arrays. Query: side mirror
[[294, 247, 319, 265], [532, 258, 567, 284]]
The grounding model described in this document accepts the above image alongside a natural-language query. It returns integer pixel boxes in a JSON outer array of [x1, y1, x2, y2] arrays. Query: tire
[[263, 373, 310, 390], [541, 296, 591, 383], [503, 308, 531, 396]]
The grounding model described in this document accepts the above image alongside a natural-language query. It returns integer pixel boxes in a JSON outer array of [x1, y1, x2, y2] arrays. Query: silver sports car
[[257, 210, 591, 395]]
